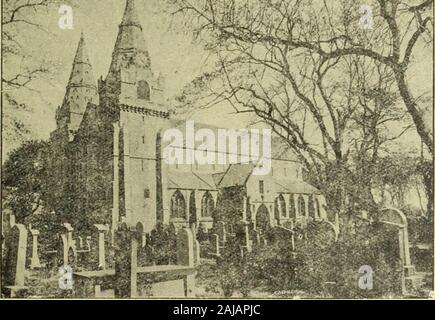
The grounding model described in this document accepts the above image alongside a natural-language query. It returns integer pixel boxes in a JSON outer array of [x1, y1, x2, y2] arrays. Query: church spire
[[56, 33, 97, 133], [102, 0, 166, 107], [107, 0, 151, 81], [121, 0, 142, 29], [68, 32, 96, 89]]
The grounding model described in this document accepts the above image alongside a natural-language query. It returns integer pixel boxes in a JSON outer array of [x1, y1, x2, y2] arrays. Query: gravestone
[[379, 207, 420, 294], [176, 228, 195, 297], [29, 228, 42, 269], [93, 224, 109, 270], [60, 223, 76, 267], [215, 221, 226, 245], [3, 224, 28, 297], [379, 208, 411, 268], [114, 223, 140, 298], [210, 234, 220, 256], [193, 239, 201, 266]]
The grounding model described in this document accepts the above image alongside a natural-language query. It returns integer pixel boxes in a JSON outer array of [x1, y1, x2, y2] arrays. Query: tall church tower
[[100, 0, 164, 109], [100, 0, 170, 233], [56, 33, 97, 136], [49, 34, 97, 217]]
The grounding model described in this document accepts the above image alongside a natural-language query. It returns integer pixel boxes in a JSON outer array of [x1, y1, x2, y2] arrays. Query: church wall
[[119, 108, 170, 233]]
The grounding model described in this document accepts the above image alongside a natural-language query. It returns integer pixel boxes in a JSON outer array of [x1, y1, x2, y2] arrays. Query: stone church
[[48, 0, 330, 238]]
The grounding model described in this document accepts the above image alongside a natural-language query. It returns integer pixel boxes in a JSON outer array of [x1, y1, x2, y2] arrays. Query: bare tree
[[2, 0, 54, 88], [169, 0, 427, 227], [1, 0, 75, 151], [170, 0, 433, 155]]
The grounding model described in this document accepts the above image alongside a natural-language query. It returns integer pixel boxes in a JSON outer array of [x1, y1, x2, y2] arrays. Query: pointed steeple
[[107, 0, 151, 81], [56, 33, 97, 134], [68, 32, 96, 90], [101, 0, 167, 108], [121, 0, 142, 29]]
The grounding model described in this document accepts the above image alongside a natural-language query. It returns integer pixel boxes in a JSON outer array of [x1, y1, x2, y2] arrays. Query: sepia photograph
[[1, 0, 434, 300]]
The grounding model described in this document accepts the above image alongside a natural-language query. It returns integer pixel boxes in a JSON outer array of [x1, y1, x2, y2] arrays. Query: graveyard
[[1, 203, 433, 298]]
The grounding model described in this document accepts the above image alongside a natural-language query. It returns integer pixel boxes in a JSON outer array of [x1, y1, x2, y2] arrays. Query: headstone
[[379, 208, 411, 266], [60, 223, 75, 266], [210, 234, 220, 256], [193, 239, 201, 265], [243, 223, 252, 252], [114, 223, 139, 298], [177, 228, 194, 267], [216, 221, 226, 245], [29, 229, 42, 269], [379, 207, 417, 294], [78, 236, 84, 250], [94, 224, 109, 270], [3, 224, 28, 296], [176, 228, 195, 297], [60, 234, 69, 266], [85, 236, 91, 250]]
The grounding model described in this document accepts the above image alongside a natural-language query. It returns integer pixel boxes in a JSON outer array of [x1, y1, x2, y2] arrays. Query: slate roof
[[275, 180, 321, 195], [168, 171, 217, 190], [215, 163, 255, 188]]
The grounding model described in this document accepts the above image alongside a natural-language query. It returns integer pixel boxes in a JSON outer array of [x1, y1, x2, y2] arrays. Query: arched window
[[171, 190, 186, 219], [289, 194, 296, 219], [274, 194, 286, 219], [279, 194, 287, 218], [137, 80, 150, 100], [201, 191, 214, 217], [308, 195, 316, 219], [189, 191, 196, 224], [316, 198, 321, 219], [298, 196, 306, 217]]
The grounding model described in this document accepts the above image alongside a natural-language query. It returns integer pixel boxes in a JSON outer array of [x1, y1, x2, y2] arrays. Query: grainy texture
[[1, 0, 433, 299]]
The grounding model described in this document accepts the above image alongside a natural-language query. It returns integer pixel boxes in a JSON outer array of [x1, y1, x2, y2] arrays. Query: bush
[[208, 222, 403, 298]]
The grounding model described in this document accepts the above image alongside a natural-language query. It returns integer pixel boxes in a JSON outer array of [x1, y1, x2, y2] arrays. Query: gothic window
[[201, 191, 214, 217], [316, 198, 321, 218], [259, 180, 264, 194], [289, 195, 296, 219], [276, 194, 287, 218], [171, 190, 186, 219], [137, 80, 150, 100], [308, 195, 316, 219], [278, 194, 287, 218], [298, 196, 306, 217], [144, 188, 150, 199]]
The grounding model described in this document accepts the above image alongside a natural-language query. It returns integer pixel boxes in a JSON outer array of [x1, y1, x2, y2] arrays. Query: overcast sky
[[2, 0, 432, 159]]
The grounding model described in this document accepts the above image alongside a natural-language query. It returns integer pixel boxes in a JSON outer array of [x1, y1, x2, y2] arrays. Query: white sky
[[2, 0, 432, 159]]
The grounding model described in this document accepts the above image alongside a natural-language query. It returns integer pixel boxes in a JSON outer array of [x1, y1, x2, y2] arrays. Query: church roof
[[168, 171, 217, 190], [274, 180, 321, 195], [168, 118, 300, 161], [216, 163, 255, 188]]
